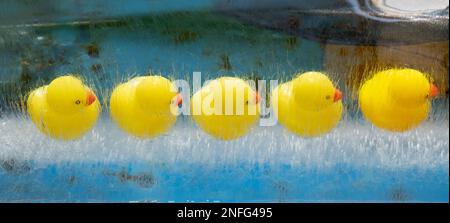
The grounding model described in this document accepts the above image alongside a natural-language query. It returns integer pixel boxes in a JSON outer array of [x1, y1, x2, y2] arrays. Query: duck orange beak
[[255, 92, 261, 104], [429, 84, 439, 98], [86, 91, 96, 106], [334, 89, 342, 102], [176, 93, 183, 108]]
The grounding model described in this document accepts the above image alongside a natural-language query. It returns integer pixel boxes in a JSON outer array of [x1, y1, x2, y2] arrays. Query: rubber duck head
[[388, 69, 439, 108], [291, 72, 342, 111], [46, 75, 96, 114], [134, 76, 182, 115], [217, 77, 260, 115]]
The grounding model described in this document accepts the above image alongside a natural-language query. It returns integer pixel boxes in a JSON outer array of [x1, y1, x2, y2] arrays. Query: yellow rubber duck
[[110, 75, 182, 138], [27, 75, 101, 140], [271, 72, 343, 137], [191, 77, 260, 140], [359, 68, 439, 132]]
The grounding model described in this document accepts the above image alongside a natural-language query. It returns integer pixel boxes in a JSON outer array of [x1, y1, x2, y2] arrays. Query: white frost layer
[[0, 115, 448, 169]]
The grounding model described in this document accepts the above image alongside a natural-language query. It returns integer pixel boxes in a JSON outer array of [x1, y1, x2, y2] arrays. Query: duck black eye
[[325, 95, 331, 100], [245, 100, 249, 105], [75, 100, 81, 105]]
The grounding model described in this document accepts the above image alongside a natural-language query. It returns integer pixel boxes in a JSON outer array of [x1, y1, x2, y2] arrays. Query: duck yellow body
[[27, 75, 100, 140], [191, 77, 260, 140], [272, 72, 343, 137], [359, 68, 439, 132], [110, 75, 182, 138]]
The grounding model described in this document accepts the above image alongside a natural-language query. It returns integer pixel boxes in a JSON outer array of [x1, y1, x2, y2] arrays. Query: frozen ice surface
[[0, 113, 448, 169], [0, 111, 448, 202]]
